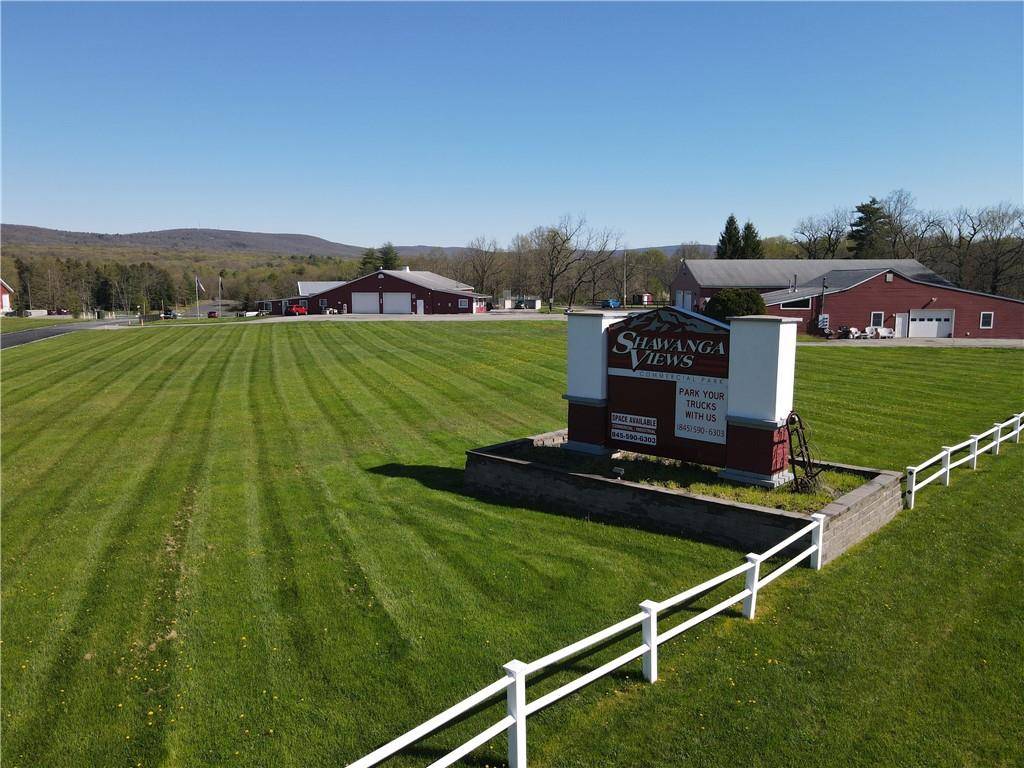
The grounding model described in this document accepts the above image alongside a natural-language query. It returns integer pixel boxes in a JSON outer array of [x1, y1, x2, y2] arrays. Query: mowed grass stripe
[[361, 322, 563, 441], [152, 327, 264, 765], [401, 321, 567, 387], [794, 348, 1024, 467], [240, 326, 420, 763], [3, 329, 237, 767], [160, 328, 303, 767], [0, 330, 147, 402], [287, 326, 499, 649], [0, 329, 176, 459], [1, 330, 210, 581]]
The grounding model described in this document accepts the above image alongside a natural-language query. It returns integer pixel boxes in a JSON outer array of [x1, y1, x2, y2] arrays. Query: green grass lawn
[[2, 324, 1021, 768], [0, 315, 91, 334]]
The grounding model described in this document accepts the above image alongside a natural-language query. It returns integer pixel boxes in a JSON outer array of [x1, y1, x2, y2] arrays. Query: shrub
[[704, 288, 766, 322]]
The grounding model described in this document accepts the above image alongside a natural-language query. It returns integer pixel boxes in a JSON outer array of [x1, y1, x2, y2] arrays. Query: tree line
[[713, 190, 1023, 297], [8, 257, 182, 314], [393, 217, 678, 310], [5, 190, 1021, 313]]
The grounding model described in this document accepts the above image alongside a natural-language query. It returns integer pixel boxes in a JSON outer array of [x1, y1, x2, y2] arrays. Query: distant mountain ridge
[[0, 224, 471, 258], [1, 224, 710, 259]]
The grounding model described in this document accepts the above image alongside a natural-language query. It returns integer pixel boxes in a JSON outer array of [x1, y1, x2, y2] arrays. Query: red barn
[[264, 268, 489, 315], [669, 258, 1024, 338], [670, 258, 940, 311], [1, 278, 13, 313], [761, 267, 1024, 339]]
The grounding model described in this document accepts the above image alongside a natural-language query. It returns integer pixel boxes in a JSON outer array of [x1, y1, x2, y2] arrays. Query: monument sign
[[564, 306, 800, 487]]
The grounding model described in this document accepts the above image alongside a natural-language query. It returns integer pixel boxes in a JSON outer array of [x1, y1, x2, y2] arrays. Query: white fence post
[[992, 423, 1002, 455], [970, 436, 980, 469], [639, 600, 659, 683], [1015, 414, 1022, 443], [504, 660, 528, 768], [905, 467, 916, 509], [810, 513, 826, 570], [742, 554, 762, 619], [941, 448, 951, 486]]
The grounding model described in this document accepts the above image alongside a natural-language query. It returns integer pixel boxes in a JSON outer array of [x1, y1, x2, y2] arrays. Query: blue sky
[[2, 2, 1022, 246]]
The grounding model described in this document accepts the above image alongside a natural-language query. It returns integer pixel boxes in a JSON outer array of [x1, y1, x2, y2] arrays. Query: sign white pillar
[[719, 315, 800, 487], [563, 310, 629, 453]]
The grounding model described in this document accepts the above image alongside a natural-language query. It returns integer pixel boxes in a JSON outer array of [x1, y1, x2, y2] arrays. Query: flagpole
[[195, 274, 200, 318]]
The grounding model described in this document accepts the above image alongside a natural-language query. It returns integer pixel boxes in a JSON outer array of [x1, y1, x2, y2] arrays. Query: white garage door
[[382, 292, 412, 314], [909, 309, 953, 338], [351, 292, 379, 314]]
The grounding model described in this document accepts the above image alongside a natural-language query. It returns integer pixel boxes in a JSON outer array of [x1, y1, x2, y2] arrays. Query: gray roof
[[379, 269, 475, 293], [297, 280, 346, 296], [683, 258, 942, 288], [762, 266, 955, 306]]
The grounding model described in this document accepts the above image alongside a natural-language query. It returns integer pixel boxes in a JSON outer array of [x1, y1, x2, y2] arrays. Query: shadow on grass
[[370, 462, 466, 493], [368, 461, 679, 543], [368, 461, 745, 552]]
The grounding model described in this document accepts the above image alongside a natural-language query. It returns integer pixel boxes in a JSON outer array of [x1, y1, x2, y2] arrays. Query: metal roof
[[761, 269, 891, 305], [682, 258, 943, 288], [378, 269, 474, 293], [297, 280, 346, 296]]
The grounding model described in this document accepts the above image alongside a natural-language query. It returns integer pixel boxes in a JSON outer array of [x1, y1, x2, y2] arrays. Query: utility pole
[[622, 247, 627, 306]]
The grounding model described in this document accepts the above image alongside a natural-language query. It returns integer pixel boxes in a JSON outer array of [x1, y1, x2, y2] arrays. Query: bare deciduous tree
[[533, 215, 589, 311], [792, 209, 848, 259], [464, 237, 500, 299], [563, 226, 621, 309], [976, 203, 1024, 295], [931, 207, 983, 286]]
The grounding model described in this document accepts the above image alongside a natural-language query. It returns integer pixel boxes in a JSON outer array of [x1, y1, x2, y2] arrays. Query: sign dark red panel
[[605, 307, 731, 465]]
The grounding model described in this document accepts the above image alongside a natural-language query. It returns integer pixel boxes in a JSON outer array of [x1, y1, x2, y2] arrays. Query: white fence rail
[[346, 513, 827, 768], [905, 411, 1022, 509]]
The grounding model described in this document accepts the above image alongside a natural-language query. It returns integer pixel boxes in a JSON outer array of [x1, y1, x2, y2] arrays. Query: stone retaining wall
[[464, 431, 903, 564]]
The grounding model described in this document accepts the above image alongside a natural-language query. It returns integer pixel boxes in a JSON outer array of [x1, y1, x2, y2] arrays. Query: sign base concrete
[[718, 467, 795, 489], [465, 429, 903, 564]]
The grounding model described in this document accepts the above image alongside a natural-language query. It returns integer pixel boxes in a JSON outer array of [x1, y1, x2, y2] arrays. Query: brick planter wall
[[464, 431, 903, 564]]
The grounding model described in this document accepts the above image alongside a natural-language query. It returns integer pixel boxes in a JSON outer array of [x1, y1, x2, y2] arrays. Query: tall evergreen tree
[[377, 242, 400, 270], [358, 247, 380, 276], [740, 221, 764, 259], [716, 214, 743, 259], [848, 197, 890, 258]]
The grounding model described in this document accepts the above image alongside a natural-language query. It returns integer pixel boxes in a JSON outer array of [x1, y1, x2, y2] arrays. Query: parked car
[[514, 300, 525, 310], [600, 298, 622, 309], [161, 310, 180, 320], [207, 310, 220, 319], [286, 304, 308, 316]]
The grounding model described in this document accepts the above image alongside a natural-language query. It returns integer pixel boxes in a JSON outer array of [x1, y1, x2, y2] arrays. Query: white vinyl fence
[[347, 514, 827, 768], [905, 411, 1023, 509]]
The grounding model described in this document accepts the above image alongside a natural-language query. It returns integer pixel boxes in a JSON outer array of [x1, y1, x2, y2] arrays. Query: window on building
[[980, 311, 994, 329], [300, 300, 308, 307], [458, 298, 469, 309], [780, 297, 811, 310], [870, 311, 885, 327], [319, 298, 328, 308]]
